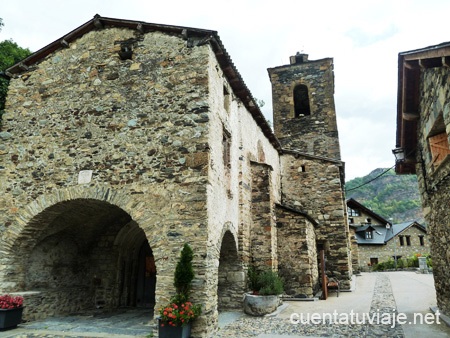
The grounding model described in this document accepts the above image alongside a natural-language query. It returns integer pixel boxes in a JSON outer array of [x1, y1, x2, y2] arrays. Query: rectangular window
[[370, 257, 379, 266], [222, 128, 231, 169], [429, 132, 450, 166], [419, 236, 424, 246], [365, 231, 372, 239], [406, 236, 411, 246], [223, 85, 231, 113], [348, 207, 360, 217], [399, 236, 404, 246]]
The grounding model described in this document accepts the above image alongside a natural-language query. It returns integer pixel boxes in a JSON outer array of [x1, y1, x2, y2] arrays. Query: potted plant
[[0, 294, 24, 330], [158, 243, 202, 338], [243, 266, 283, 316]]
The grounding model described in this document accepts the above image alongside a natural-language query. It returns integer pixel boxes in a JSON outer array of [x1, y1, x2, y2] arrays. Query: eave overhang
[[396, 41, 450, 174]]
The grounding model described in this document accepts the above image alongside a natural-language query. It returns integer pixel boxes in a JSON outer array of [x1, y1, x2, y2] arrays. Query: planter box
[[0, 307, 24, 329], [158, 318, 192, 338]]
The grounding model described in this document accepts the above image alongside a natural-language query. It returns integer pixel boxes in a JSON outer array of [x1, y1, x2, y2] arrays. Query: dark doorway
[[136, 242, 156, 307]]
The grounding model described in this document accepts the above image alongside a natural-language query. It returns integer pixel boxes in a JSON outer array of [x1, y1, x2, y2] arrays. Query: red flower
[[0, 295, 23, 309]]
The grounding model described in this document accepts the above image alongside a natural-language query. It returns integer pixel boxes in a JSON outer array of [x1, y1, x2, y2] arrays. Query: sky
[[2, 0, 450, 180]]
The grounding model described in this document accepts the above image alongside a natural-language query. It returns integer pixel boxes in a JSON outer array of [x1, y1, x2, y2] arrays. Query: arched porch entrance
[[217, 230, 244, 310], [6, 198, 156, 320]]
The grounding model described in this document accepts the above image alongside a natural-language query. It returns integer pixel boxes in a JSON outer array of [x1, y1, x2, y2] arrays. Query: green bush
[[174, 243, 195, 301], [247, 267, 284, 295]]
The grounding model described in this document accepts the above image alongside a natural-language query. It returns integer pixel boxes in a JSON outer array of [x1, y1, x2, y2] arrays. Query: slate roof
[[353, 221, 427, 245], [347, 198, 389, 225]]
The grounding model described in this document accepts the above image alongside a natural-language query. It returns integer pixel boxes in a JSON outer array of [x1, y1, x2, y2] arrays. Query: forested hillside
[[345, 168, 424, 224]]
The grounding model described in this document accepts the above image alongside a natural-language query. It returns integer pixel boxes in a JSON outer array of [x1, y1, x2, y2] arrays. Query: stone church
[[0, 15, 352, 337]]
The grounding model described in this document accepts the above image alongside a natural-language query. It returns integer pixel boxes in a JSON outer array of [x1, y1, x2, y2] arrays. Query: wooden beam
[[402, 112, 419, 121]]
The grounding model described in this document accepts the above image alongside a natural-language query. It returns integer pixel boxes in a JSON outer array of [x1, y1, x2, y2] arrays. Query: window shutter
[[429, 132, 450, 165]]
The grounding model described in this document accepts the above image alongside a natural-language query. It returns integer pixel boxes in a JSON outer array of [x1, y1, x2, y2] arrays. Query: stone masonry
[[416, 66, 450, 316], [0, 15, 352, 337]]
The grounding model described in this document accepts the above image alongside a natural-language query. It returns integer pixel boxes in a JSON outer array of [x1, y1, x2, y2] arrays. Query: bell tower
[[268, 53, 341, 160]]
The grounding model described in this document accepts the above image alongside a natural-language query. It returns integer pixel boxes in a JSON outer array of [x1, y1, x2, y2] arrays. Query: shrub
[[247, 267, 284, 295], [174, 243, 194, 301]]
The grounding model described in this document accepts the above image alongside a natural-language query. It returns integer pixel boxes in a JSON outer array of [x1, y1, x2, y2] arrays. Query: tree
[[173, 243, 195, 302], [0, 39, 32, 127]]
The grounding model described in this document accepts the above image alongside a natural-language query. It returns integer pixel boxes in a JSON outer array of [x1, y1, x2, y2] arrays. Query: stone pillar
[[250, 162, 277, 270]]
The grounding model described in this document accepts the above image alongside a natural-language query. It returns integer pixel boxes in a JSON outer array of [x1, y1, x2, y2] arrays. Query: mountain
[[345, 168, 424, 224]]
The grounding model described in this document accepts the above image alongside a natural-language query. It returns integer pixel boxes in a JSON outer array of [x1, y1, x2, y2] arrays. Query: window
[[223, 85, 231, 113], [429, 132, 450, 166], [370, 257, 379, 266], [347, 207, 360, 217], [406, 236, 411, 246], [365, 230, 373, 239], [399, 236, 404, 246], [294, 84, 311, 117], [419, 235, 424, 246], [428, 114, 450, 167], [222, 128, 231, 169]]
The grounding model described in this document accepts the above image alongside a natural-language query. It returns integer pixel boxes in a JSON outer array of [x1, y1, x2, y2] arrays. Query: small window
[[365, 230, 373, 239], [419, 235, 424, 246], [399, 236, 404, 246], [349, 217, 354, 224], [347, 207, 360, 217], [428, 114, 450, 167], [370, 257, 379, 266], [222, 129, 231, 169], [294, 84, 311, 117], [406, 236, 411, 246], [429, 132, 450, 166], [223, 85, 231, 113]]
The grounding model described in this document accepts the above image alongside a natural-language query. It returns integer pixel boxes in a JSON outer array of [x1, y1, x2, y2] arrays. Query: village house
[[0, 15, 353, 336], [394, 41, 450, 319], [347, 199, 429, 270]]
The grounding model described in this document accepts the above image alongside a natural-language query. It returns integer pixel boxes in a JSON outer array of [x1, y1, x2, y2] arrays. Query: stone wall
[[280, 153, 352, 287], [0, 27, 217, 336], [415, 66, 450, 316], [0, 22, 287, 336], [275, 205, 318, 297], [0, 19, 354, 336], [358, 226, 430, 269], [269, 56, 341, 160]]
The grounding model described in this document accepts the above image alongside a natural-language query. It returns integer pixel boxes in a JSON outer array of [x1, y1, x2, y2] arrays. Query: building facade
[[395, 41, 450, 318], [0, 15, 352, 336], [347, 199, 429, 270]]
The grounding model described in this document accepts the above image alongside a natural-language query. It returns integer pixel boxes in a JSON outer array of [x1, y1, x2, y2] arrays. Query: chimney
[[290, 52, 308, 64]]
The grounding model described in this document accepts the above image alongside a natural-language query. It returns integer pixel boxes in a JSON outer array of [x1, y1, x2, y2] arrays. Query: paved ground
[[1, 271, 449, 337]]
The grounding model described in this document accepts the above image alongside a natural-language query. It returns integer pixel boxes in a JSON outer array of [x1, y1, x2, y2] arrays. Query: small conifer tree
[[173, 243, 194, 303]]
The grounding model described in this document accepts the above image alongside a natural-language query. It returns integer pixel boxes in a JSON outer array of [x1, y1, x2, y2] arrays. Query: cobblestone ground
[[214, 273, 405, 338], [1, 274, 404, 337]]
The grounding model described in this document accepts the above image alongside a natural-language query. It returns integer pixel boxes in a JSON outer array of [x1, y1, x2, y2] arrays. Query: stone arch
[[217, 223, 244, 310], [0, 185, 168, 321]]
